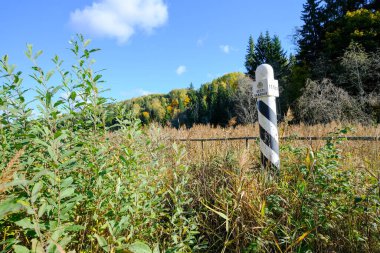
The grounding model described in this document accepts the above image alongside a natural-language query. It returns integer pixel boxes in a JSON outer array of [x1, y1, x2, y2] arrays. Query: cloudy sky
[[1, 0, 303, 100]]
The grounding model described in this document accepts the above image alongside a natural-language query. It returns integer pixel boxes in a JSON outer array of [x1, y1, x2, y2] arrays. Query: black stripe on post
[[259, 125, 279, 155], [258, 100, 277, 125]]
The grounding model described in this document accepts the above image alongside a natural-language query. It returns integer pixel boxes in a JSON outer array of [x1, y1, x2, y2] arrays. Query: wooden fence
[[173, 136, 380, 149]]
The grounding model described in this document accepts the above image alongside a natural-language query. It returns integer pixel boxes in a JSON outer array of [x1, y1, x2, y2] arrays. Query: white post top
[[256, 64, 274, 81], [253, 64, 279, 98]]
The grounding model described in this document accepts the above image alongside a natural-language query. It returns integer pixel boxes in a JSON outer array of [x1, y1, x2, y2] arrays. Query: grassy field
[[161, 122, 380, 170], [147, 123, 380, 252]]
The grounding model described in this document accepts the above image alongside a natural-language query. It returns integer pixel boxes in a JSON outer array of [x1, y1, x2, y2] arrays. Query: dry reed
[[0, 147, 25, 198]]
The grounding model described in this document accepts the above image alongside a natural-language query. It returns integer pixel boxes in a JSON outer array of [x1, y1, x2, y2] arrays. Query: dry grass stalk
[[162, 122, 380, 140], [0, 147, 25, 197]]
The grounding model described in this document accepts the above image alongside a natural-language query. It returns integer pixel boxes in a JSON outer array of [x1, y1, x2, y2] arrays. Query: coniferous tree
[[297, 0, 324, 66], [244, 32, 290, 116], [245, 32, 289, 78], [244, 36, 256, 78], [245, 32, 289, 81]]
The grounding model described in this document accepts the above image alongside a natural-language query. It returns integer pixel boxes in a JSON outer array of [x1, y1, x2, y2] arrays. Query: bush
[[0, 36, 202, 252], [233, 76, 258, 124], [296, 79, 370, 124]]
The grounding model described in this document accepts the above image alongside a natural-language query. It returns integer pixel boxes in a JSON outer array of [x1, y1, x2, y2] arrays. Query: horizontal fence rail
[[172, 136, 379, 150], [173, 136, 380, 142]]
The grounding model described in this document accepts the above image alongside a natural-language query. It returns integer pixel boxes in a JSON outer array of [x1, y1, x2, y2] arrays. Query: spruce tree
[[245, 32, 289, 81], [297, 0, 323, 66], [244, 35, 256, 78], [244, 32, 290, 116]]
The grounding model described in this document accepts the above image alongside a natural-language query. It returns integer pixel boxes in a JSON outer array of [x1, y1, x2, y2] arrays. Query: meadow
[[1, 37, 380, 252]]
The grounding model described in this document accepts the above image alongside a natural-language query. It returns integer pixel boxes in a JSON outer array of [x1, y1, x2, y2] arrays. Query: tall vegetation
[[295, 2, 379, 84], [0, 36, 202, 252], [1, 35, 379, 252]]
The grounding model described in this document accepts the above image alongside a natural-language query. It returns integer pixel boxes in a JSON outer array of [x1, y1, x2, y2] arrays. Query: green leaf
[[84, 39, 91, 47], [17, 200, 34, 215], [34, 139, 50, 148], [59, 188, 75, 200], [46, 70, 54, 81], [69, 91, 77, 100], [261, 200, 266, 217], [31, 181, 43, 203], [46, 91, 52, 106], [51, 227, 64, 241], [52, 55, 59, 64], [15, 218, 34, 230], [128, 241, 152, 253], [64, 225, 85, 232], [93, 74, 102, 82], [38, 202, 48, 218], [31, 170, 54, 183], [47, 146, 58, 163], [60, 202, 75, 216], [89, 48, 101, 53], [0, 197, 23, 219], [34, 50, 43, 60], [60, 177, 74, 189], [94, 234, 109, 252], [54, 100, 64, 107], [26, 44, 33, 59], [13, 245, 30, 253], [202, 202, 229, 220], [31, 239, 44, 253], [75, 102, 86, 108]]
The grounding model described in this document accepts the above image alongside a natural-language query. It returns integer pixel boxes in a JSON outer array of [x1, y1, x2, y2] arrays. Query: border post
[[253, 64, 280, 171]]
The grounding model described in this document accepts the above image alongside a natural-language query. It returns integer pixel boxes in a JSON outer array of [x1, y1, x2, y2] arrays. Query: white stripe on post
[[253, 64, 280, 171]]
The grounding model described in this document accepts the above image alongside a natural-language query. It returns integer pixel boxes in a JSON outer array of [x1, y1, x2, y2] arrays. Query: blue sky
[[1, 0, 304, 101]]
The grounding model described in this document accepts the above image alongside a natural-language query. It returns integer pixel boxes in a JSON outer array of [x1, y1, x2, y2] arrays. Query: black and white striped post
[[253, 64, 280, 171]]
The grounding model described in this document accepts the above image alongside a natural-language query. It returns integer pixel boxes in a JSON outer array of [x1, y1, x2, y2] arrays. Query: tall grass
[[160, 126, 380, 252]]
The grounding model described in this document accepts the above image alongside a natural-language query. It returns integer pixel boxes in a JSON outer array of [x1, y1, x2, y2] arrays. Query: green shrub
[[0, 35, 202, 252]]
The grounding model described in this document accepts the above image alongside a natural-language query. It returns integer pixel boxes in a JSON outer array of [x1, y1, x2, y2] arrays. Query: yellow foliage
[[183, 95, 190, 107], [142, 111, 150, 120], [132, 103, 141, 116], [171, 98, 179, 108]]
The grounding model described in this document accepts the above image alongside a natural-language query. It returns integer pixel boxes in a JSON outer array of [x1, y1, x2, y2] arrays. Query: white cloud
[[220, 45, 230, 54], [120, 88, 154, 98], [176, 65, 186, 75], [69, 0, 168, 44], [137, 88, 153, 96]]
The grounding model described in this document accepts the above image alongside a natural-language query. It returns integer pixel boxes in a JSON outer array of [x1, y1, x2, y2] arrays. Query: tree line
[[117, 0, 380, 126]]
